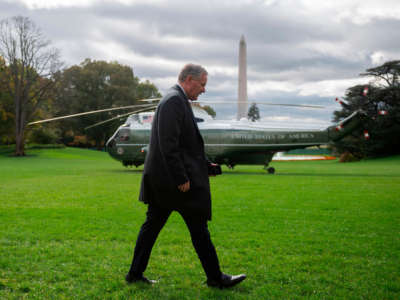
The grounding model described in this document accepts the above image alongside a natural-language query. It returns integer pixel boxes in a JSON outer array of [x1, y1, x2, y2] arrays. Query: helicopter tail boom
[[327, 110, 367, 142]]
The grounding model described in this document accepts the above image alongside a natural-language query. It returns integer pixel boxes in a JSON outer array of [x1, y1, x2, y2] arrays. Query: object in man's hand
[[208, 164, 222, 176]]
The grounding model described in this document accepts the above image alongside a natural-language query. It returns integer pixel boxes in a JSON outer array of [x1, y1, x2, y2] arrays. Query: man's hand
[[178, 181, 190, 192], [209, 163, 219, 177]]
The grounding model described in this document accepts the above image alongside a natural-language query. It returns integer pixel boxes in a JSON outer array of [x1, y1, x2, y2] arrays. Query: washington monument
[[237, 35, 248, 120]]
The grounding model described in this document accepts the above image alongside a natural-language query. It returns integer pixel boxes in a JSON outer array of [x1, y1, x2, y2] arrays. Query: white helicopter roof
[[197, 119, 327, 132], [125, 108, 328, 132]]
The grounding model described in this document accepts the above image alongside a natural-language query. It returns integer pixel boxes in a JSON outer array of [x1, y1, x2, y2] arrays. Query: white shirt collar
[[177, 83, 189, 100]]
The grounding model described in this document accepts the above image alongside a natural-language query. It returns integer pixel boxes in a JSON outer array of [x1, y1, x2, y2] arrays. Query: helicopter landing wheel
[[267, 167, 275, 174]]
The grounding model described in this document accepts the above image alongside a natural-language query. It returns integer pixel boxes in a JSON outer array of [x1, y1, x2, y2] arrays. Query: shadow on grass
[[105, 168, 399, 178]]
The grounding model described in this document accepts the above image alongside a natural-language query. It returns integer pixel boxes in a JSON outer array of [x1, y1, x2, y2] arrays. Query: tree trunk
[[15, 130, 25, 156]]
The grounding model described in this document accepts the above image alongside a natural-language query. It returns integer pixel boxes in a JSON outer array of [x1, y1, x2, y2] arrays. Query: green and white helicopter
[[106, 103, 366, 173]]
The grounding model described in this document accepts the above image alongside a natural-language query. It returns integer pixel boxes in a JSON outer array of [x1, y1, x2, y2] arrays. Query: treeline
[[0, 16, 160, 155]]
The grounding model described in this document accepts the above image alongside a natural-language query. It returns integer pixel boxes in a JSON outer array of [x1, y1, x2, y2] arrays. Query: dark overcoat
[[139, 85, 212, 220]]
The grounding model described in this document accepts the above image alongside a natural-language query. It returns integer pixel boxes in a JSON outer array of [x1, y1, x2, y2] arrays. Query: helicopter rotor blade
[[140, 98, 323, 108], [27, 102, 157, 126], [84, 105, 157, 130], [138, 98, 162, 103], [194, 101, 324, 109]]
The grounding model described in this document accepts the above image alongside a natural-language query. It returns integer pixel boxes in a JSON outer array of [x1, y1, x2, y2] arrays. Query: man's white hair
[[178, 63, 207, 82]]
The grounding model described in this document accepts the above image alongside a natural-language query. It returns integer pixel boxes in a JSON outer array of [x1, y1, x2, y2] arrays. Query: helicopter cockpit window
[[127, 113, 154, 128]]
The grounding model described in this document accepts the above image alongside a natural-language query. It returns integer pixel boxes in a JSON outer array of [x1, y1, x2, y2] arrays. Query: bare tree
[[0, 16, 62, 155]]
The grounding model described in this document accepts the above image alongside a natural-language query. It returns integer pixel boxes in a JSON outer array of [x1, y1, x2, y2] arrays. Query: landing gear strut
[[264, 164, 275, 174], [264, 153, 275, 174]]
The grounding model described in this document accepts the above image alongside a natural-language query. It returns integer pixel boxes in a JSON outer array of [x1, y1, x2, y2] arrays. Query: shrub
[[339, 151, 360, 162], [29, 127, 61, 144]]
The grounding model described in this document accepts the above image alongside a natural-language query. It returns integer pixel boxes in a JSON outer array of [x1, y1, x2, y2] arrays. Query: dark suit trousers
[[127, 203, 222, 280]]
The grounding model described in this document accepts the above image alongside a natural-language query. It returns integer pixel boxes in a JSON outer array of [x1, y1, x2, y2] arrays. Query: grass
[[0, 147, 399, 299]]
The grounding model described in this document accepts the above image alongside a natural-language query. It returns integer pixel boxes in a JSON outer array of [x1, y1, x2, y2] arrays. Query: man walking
[[126, 64, 246, 288]]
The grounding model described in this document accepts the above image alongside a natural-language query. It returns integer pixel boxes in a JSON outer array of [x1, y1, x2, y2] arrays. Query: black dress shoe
[[125, 274, 158, 284], [207, 273, 246, 289]]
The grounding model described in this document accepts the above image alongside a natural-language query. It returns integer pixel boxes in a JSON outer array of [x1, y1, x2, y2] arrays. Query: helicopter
[[103, 104, 367, 173]]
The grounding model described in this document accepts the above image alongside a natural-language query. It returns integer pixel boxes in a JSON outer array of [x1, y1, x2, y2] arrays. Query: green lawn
[[1, 148, 399, 299]]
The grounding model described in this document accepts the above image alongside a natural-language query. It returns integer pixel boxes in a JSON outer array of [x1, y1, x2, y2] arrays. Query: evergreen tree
[[333, 60, 400, 158], [247, 103, 260, 121]]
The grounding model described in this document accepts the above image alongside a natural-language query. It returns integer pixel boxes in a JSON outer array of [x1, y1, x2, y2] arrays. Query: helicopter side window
[[195, 117, 204, 123]]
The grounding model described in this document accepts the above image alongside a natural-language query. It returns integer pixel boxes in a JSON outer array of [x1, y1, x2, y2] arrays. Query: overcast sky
[[1, 0, 399, 125]]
